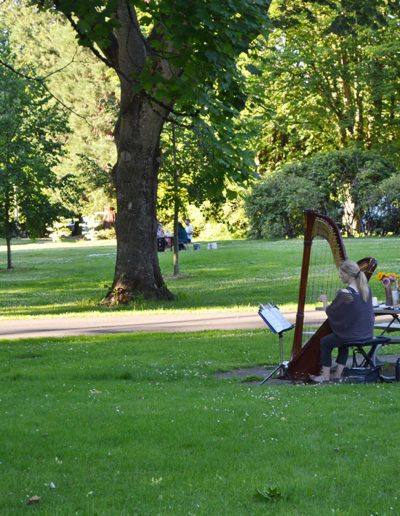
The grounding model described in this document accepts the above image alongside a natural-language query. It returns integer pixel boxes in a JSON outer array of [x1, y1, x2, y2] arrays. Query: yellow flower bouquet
[[376, 272, 398, 287], [376, 272, 399, 305]]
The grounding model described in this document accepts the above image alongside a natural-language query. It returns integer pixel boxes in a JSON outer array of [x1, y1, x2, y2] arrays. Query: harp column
[[291, 211, 317, 357]]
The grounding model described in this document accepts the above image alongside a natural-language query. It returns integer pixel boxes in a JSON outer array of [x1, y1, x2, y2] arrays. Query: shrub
[[245, 171, 325, 238], [246, 148, 397, 238]]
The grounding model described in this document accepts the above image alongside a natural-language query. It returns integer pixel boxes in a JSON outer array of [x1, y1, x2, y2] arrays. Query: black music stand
[[258, 303, 295, 384]]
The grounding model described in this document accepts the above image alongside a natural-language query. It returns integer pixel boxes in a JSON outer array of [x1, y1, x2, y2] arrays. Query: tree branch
[[52, 1, 199, 120], [41, 47, 79, 80], [0, 58, 93, 125]]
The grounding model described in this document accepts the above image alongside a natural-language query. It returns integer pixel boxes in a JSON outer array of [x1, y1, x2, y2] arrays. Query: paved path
[[0, 310, 328, 340]]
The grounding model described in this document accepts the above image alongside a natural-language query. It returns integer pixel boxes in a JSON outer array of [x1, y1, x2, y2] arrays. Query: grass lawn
[[1, 237, 400, 515], [1, 331, 400, 515], [0, 236, 399, 319]]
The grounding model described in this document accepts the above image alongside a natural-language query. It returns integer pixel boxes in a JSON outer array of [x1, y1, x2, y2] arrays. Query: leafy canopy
[[0, 31, 70, 251], [253, 0, 400, 171], [29, 0, 273, 209], [34, 0, 271, 117]]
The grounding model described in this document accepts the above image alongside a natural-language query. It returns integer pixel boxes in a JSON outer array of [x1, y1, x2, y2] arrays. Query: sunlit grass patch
[[0, 236, 399, 318]]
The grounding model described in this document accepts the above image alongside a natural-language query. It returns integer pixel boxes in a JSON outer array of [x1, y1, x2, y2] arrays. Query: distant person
[[71, 214, 83, 236], [163, 227, 174, 249], [157, 222, 165, 238], [178, 222, 189, 250], [103, 206, 116, 229], [185, 219, 194, 242], [157, 223, 166, 252]]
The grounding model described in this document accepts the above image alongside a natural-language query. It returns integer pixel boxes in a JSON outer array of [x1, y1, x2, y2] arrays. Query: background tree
[[23, 0, 272, 305], [0, 40, 69, 268], [158, 116, 254, 231], [2, 1, 119, 217], [156, 50, 269, 254], [245, 170, 326, 238], [158, 119, 244, 274], [254, 0, 400, 172]]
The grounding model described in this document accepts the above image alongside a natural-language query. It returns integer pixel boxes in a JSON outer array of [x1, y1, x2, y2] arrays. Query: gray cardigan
[[326, 286, 374, 343]]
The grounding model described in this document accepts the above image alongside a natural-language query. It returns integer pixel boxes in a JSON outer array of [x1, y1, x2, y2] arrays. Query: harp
[[287, 210, 377, 381]]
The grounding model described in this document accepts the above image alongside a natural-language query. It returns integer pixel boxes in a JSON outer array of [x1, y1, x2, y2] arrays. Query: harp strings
[[302, 236, 342, 347]]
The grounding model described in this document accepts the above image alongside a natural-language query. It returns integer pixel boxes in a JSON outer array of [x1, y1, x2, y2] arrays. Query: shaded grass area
[[1, 331, 400, 515], [1, 237, 400, 319]]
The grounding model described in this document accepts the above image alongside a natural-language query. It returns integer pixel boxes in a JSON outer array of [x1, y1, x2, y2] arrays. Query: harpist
[[310, 260, 374, 384]]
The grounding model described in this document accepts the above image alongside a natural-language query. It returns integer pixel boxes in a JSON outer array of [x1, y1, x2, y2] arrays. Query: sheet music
[[258, 303, 293, 334]]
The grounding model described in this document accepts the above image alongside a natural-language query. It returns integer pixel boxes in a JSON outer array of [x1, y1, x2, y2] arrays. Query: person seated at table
[[164, 229, 173, 249], [178, 222, 190, 250], [310, 260, 374, 384]]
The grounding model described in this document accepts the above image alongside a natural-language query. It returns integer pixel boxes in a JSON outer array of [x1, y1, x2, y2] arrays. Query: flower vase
[[385, 285, 393, 306]]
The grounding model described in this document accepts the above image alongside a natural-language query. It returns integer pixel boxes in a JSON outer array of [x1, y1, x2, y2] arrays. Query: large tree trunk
[[103, 95, 174, 304], [102, 0, 175, 305]]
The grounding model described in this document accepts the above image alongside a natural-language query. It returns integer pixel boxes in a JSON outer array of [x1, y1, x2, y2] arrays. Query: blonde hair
[[339, 260, 370, 302]]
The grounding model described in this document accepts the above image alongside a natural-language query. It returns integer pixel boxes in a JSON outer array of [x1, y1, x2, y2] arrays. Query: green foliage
[[3, 1, 118, 217], [0, 36, 70, 265], [134, 0, 271, 113], [221, 194, 249, 238], [159, 123, 221, 218], [245, 169, 326, 239], [30, 0, 272, 123], [254, 0, 400, 171], [158, 121, 254, 228], [154, 32, 272, 234], [363, 174, 400, 236], [246, 148, 397, 238]]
